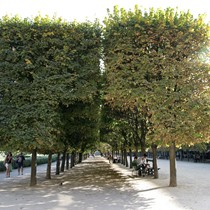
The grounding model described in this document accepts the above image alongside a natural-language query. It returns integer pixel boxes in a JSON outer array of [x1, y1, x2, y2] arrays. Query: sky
[[0, 0, 209, 23]]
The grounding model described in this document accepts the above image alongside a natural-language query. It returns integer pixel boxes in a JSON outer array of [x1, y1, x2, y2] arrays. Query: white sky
[[0, 0, 209, 22]]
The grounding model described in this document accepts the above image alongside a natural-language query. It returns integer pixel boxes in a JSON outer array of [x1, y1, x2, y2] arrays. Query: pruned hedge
[[0, 155, 57, 172]]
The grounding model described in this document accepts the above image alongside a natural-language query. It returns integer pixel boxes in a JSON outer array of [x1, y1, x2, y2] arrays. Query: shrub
[[0, 155, 57, 172]]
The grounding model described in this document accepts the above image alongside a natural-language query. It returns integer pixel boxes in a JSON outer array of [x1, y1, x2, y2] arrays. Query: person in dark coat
[[16, 152, 25, 175]]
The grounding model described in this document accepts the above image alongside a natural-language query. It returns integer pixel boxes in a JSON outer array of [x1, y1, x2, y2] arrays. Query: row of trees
[[0, 16, 102, 185], [0, 6, 209, 187], [101, 6, 209, 186]]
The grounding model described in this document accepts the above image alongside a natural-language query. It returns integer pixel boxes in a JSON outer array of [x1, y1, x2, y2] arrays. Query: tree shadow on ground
[[0, 158, 157, 210]]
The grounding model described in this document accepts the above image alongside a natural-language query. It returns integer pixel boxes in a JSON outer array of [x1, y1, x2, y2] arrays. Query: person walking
[[16, 152, 25, 175], [108, 154, 112, 164], [4, 152, 13, 178]]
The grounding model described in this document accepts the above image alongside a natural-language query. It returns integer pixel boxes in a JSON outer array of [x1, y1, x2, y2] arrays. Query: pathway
[[0, 156, 209, 210]]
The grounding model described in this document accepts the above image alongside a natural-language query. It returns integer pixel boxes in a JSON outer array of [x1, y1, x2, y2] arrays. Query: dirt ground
[[0, 156, 209, 210]]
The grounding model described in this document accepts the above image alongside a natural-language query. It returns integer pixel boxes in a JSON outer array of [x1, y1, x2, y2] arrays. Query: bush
[[0, 162, 5, 172], [0, 155, 57, 172]]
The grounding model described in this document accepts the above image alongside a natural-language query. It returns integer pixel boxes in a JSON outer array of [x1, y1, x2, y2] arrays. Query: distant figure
[[132, 156, 138, 168], [140, 154, 151, 172], [132, 156, 141, 170], [132, 156, 138, 167], [16, 152, 25, 175], [194, 154, 200, 162], [108, 154, 112, 164], [4, 152, 13, 178]]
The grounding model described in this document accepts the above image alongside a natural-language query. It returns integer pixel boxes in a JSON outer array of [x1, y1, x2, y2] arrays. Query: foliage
[[61, 100, 101, 153], [102, 5, 210, 149], [0, 6, 209, 165], [0, 16, 102, 154]]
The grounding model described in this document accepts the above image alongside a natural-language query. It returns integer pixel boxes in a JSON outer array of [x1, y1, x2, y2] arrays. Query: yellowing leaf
[[25, 58, 32, 65]]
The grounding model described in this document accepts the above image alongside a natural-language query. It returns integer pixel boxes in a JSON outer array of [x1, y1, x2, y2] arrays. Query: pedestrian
[[108, 154, 112, 164], [140, 153, 151, 173], [16, 152, 25, 175], [4, 152, 13, 178], [132, 156, 138, 168]]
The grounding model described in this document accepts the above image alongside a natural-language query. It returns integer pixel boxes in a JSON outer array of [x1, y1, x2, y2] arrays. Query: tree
[[103, 6, 209, 186], [0, 15, 102, 185]]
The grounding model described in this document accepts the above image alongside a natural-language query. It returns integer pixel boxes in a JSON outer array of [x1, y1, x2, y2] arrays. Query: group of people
[[4, 152, 25, 178], [132, 153, 151, 175]]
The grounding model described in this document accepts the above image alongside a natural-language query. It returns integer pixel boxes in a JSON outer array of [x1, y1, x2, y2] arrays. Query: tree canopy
[[102, 6, 209, 186], [0, 15, 102, 154], [102, 5, 209, 148], [0, 6, 209, 187]]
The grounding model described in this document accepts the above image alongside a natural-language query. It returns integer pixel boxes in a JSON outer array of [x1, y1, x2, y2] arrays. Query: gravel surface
[[0, 156, 209, 210]]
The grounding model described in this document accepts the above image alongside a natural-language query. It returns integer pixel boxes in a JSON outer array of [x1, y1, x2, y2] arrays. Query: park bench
[[113, 156, 121, 163], [132, 158, 160, 177]]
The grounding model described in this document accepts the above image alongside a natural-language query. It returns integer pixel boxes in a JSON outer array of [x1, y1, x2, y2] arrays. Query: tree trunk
[[121, 147, 124, 164], [124, 148, 128, 167], [129, 148, 132, 168], [140, 119, 146, 155], [70, 151, 75, 168], [78, 152, 83, 163], [61, 150, 66, 172], [56, 152, 60, 175], [30, 149, 37, 186], [112, 150, 114, 162], [169, 141, 177, 187], [46, 152, 52, 179], [66, 153, 69, 170], [75, 153, 78, 165], [151, 144, 158, 179]]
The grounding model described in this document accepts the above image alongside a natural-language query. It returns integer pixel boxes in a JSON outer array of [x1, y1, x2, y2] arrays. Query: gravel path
[[0, 156, 209, 210]]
